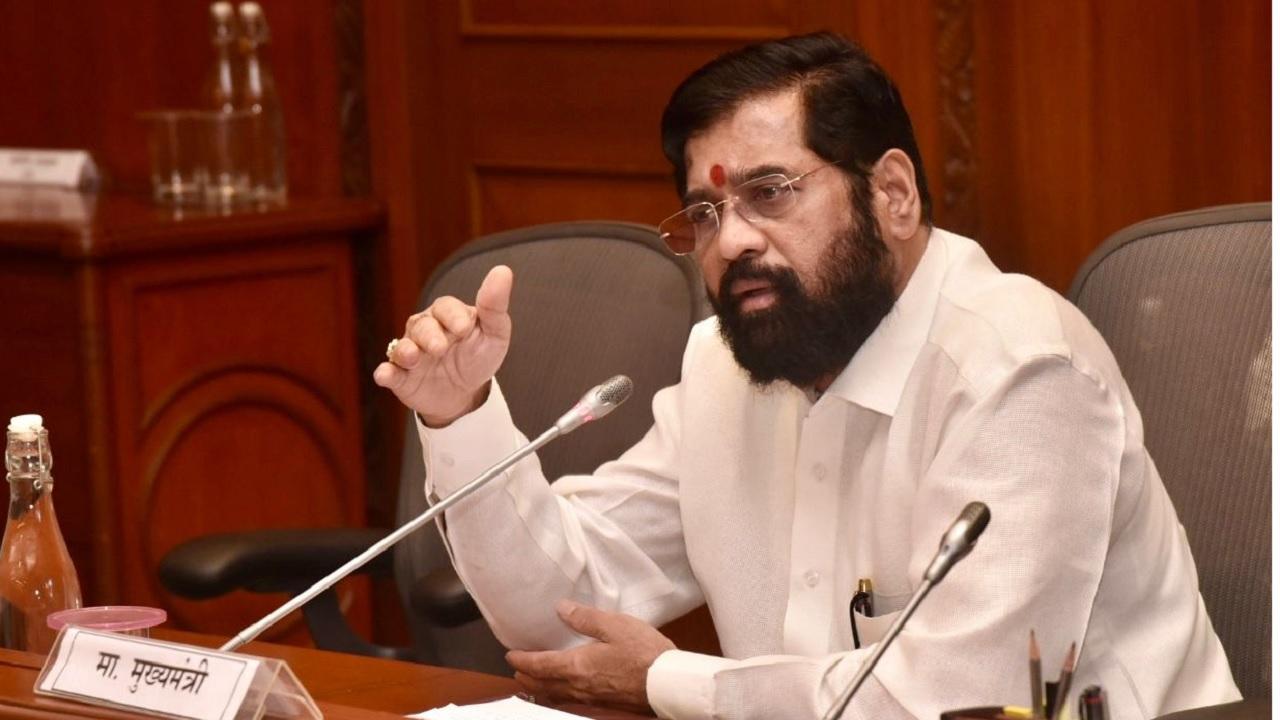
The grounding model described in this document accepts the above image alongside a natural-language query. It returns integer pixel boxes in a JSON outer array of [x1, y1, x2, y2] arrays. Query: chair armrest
[[1156, 699, 1271, 720], [159, 528, 393, 599], [407, 566, 481, 628]]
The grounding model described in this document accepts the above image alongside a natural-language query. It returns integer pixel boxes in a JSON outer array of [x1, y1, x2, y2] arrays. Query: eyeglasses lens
[[659, 204, 717, 255], [658, 175, 798, 255]]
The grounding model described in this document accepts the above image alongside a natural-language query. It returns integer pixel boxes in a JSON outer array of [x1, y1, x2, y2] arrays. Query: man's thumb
[[556, 599, 609, 640], [475, 265, 513, 328]]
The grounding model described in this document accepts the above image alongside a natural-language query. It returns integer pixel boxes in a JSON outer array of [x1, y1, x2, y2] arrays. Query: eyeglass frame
[[657, 160, 844, 256]]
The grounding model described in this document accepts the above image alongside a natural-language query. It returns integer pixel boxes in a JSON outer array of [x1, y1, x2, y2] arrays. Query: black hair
[[660, 32, 933, 224]]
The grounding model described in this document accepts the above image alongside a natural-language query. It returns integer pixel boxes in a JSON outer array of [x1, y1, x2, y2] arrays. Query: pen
[[1078, 685, 1106, 720], [849, 578, 873, 649], [1029, 630, 1044, 719], [1048, 642, 1077, 720]]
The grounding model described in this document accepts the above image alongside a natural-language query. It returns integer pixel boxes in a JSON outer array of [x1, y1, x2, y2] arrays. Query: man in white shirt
[[375, 33, 1239, 719]]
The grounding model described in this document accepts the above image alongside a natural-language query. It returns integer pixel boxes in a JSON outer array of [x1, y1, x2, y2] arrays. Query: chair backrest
[[1068, 203, 1271, 700], [392, 221, 709, 671]]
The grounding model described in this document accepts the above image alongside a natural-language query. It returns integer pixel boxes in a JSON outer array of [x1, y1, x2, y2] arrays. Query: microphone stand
[[220, 424, 562, 652], [820, 577, 937, 720], [821, 501, 990, 720]]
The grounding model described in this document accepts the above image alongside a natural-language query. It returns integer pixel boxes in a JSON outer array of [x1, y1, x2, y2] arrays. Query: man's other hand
[[507, 600, 676, 713]]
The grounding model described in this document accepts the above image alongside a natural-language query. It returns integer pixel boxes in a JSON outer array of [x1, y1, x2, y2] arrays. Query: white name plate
[[0, 148, 100, 188], [36, 628, 259, 720]]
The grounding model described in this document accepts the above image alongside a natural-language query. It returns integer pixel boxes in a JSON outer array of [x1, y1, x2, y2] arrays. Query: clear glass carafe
[[0, 415, 82, 654]]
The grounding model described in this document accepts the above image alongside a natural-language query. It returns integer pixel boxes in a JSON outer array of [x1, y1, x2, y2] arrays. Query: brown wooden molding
[[471, 159, 671, 179], [935, 0, 979, 238], [459, 22, 790, 42], [458, 0, 786, 43]]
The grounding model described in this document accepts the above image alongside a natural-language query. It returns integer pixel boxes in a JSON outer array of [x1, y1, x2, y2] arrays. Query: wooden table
[[0, 630, 649, 719]]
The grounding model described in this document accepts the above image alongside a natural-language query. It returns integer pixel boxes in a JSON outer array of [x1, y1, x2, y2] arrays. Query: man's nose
[[714, 202, 768, 261]]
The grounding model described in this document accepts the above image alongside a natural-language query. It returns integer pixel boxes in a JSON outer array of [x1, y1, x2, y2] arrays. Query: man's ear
[[870, 149, 922, 241]]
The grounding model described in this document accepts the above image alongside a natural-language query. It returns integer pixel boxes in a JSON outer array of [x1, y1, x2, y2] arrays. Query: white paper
[[411, 695, 590, 719], [37, 628, 259, 720], [0, 148, 99, 188]]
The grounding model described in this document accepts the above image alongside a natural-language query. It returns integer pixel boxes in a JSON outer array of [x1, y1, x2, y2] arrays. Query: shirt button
[[439, 454, 455, 467], [803, 570, 821, 588], [812, 464, 827, 481]]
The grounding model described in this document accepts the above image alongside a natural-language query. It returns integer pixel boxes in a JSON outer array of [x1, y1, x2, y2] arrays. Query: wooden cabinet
[[0, 191, 382, 642]]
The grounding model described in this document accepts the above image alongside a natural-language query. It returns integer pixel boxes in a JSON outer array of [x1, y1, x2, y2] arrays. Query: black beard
[[709, 209, 897, 389]]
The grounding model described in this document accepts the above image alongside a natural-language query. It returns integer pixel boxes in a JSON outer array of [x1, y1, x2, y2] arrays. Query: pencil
[[1048, 642, 1077, 720], [1030, 631, 1045, 719]]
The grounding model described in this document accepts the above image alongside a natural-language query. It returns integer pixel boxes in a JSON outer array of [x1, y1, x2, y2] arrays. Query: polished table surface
[[0, 629, 649, 719]]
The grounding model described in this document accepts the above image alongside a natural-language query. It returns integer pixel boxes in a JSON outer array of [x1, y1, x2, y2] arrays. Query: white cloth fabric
[[419, 229, 1240, 720]]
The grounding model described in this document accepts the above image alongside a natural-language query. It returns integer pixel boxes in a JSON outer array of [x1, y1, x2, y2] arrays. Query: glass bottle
[[201, 2, 238, 113], [0, 414, 82, 654], [236, 1, 288, 203], [202, 2, 248, 205]]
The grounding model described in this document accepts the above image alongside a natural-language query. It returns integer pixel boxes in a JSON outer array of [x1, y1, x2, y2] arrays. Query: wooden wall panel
[[463, 0, 790, 37], [973, 0, 1270, 290], [471, 167, 673, 236], [465, 41, 752, 172], [0, 0, 344, 197]]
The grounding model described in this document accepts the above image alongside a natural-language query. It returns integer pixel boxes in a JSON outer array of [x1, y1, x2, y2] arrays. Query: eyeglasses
[[658, 162, 840, 255]]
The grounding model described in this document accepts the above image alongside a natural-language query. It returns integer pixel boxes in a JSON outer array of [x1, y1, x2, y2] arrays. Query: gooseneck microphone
[[821, 502, 991, 720], [554, 374, 634, 434], [220, 375, 634, 652]]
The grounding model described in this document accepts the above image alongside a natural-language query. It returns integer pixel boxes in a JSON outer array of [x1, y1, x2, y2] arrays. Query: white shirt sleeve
[[419, 374, 704, 652]]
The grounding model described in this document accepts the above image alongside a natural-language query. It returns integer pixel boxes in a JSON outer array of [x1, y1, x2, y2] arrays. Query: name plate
[[0, 148, 100, 188], [36, 628, 259, 720]]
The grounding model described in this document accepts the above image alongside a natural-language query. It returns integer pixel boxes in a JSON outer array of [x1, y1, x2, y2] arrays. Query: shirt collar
[[823, 227, 948, 416]]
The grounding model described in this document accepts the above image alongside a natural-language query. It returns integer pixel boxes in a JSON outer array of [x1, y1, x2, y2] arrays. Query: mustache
[[717, 258, 800, 300]]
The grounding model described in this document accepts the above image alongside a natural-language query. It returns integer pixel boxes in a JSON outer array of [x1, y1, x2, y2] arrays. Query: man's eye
[[751, 183, 787, 204], [687, 205, 717, 224]]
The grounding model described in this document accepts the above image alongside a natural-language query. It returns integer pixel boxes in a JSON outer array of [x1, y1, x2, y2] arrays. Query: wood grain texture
[[0, 194, 381, 647], [972, 0, 1270, 290]]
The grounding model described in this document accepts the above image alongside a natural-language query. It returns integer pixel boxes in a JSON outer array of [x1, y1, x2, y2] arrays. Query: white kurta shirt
[[419, 229, 1239, 719]]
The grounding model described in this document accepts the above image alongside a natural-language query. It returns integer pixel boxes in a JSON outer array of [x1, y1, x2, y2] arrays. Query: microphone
[[220, 375, 634, 652], [554, 375, 634, 434], [821, 502, 991, 720], [924, 501, 991, 583]]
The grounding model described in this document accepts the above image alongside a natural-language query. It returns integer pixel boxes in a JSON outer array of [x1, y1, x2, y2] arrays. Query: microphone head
[[957, 501, 991, 543], [554, 375, 634, 434], [595, 374, 634, 408], [923, 501, 991, 583]]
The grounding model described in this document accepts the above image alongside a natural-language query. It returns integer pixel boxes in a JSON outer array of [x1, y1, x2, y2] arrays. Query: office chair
[[1068, 203, 1271, 718], [160, 221, 711, 672]]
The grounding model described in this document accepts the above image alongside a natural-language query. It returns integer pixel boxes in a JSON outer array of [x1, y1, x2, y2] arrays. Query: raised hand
[[374, 265, 514, 426]]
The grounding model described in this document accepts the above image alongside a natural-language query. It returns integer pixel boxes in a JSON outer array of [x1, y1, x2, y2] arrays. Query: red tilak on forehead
[[710, 164, 726, 187]]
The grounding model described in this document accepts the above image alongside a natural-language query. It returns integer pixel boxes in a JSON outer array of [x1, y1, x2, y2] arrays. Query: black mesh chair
[[1068, 203, 1271, 718], [160, 221, 710, 672]]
